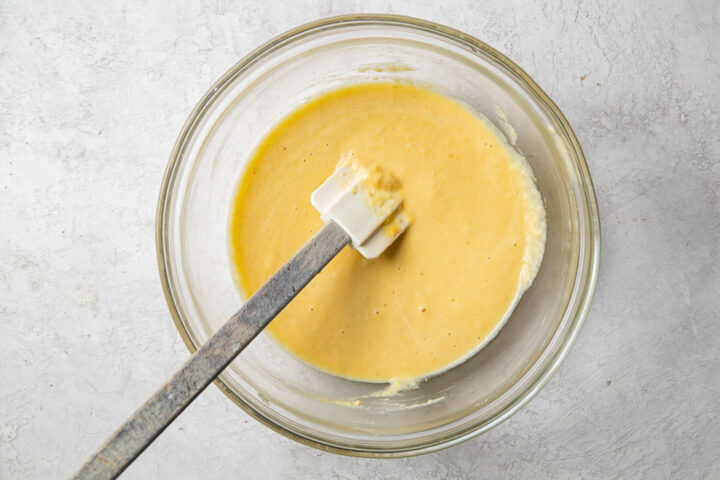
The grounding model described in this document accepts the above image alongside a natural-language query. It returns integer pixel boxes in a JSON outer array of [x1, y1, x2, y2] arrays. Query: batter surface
[[230, 83, 545, 382]]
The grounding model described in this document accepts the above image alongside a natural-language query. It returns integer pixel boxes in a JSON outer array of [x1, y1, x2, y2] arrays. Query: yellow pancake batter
[[230, 82, 546, 383]]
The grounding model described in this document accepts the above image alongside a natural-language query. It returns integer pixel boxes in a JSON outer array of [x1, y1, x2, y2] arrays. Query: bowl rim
[[156, 13, 601, 457]]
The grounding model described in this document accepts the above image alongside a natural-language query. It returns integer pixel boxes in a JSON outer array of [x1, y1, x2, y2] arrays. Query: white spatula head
[[311, 156, 409, 259]]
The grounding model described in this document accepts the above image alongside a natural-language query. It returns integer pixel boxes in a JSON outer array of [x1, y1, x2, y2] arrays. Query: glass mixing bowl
[[156, 14, 600, 456]]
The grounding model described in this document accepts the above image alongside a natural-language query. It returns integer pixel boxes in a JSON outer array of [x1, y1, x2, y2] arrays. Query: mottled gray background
[[1, 0, 718, 478]]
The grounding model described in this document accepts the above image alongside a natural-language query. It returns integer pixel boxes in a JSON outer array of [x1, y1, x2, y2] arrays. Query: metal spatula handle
[[72, 221, 350, 480]]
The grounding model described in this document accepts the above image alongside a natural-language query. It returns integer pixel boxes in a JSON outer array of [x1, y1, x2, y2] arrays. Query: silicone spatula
[[72, 164, 408, 480]]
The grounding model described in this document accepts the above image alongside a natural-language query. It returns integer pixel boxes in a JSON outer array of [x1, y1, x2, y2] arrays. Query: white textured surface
[[1, 1, 719, 478]]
